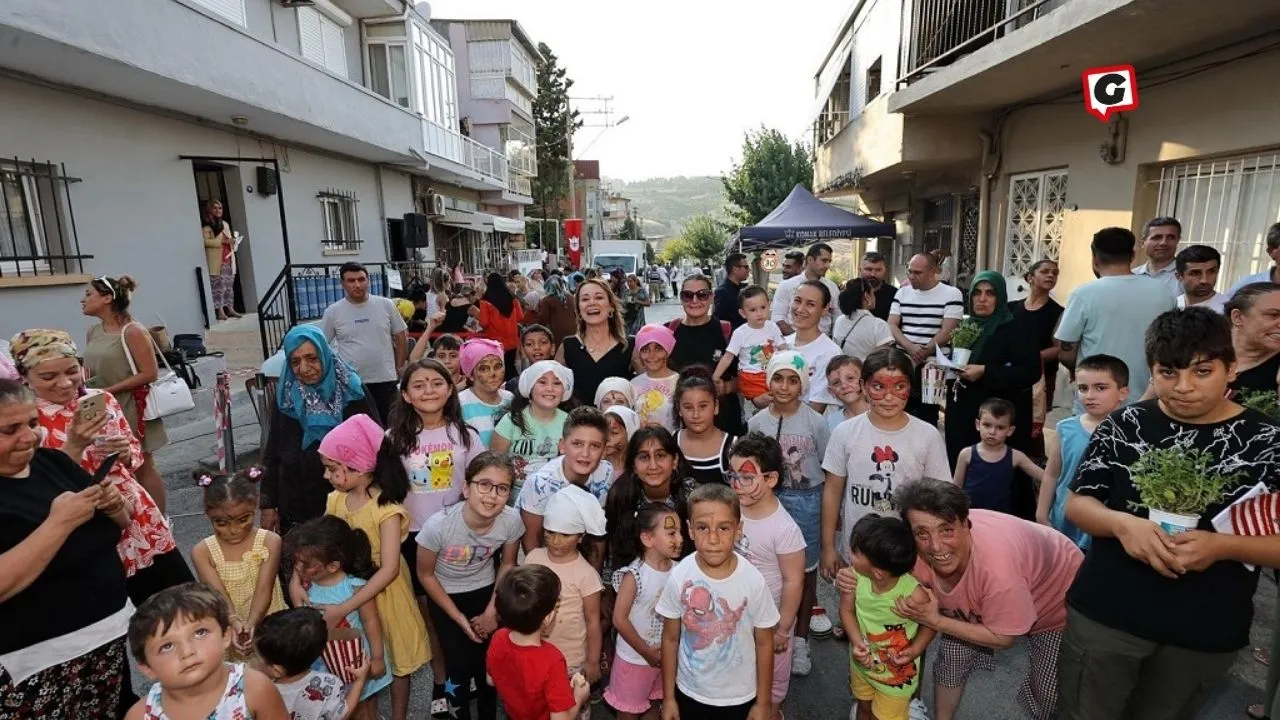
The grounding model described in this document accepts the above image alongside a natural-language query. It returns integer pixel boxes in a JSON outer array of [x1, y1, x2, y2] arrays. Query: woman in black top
[[1227, 282, 1280, 401], [0, 379, 133, 718], [557, 278, 634, 406], [1010, 259, 1064, 408], [667, 273, 745, 435]]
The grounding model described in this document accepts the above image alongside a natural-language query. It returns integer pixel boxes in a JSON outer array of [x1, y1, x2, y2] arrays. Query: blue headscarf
[[276, 325, 365, 448]]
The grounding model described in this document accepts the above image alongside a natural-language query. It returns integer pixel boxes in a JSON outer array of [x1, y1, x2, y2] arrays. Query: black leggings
[[427, 585, 497, 720], [675, 688, 755, 720]]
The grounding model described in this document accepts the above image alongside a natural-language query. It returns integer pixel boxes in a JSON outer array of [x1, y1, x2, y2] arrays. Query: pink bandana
[[460, 338, 504, 377], [317, 413, 383, 473]]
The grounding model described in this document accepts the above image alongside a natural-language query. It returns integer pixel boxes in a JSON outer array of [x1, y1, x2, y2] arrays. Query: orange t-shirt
[[479, 299, 524, 350]]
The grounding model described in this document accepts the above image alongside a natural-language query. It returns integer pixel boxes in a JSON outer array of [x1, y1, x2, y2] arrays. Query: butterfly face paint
[[865, 368, 911, 419]]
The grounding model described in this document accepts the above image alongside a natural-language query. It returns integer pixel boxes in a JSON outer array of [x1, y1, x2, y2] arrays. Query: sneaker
[[849, 703, 858, 720], [909, 697, 930, 720], [791, 637, 812, 676], [810, 607, 834, 637]]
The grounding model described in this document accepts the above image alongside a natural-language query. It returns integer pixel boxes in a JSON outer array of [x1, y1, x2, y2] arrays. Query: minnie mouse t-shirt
[[821, 413, 949, 561]]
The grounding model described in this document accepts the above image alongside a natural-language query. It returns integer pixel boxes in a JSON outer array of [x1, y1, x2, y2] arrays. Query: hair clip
[[246, 466, 263, 480], [196, 473, 215, 487]]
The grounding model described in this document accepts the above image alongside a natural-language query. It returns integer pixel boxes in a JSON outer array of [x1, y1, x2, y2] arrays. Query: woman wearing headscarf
[[474, 272, 524, 378], [260, 325, 379, 535], [528, 274, 578, 346], [945, 272, 1041, 507], [10, 329, 192, 606]]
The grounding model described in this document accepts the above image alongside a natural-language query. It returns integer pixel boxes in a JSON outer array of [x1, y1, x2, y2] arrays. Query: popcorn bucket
[[921, 362, 947, 405], [322, 627, 365, 683]]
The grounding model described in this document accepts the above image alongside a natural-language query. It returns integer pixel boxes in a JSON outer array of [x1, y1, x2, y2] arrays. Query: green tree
[[531, 42, 582, 248], [721, 127, 814, 230], [618, 214, 643, 240], [676, 215, 728, 265], [660, 237, 691, 264]]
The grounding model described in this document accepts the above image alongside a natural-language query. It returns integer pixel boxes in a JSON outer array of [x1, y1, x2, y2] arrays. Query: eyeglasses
[[724, 472, 761, 489], [468, 479, 512, 497], [680, 289, 712, 302]]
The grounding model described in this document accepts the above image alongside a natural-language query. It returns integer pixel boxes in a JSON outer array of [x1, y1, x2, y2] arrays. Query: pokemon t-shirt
[[401, 425, 484, 530], [655, 554, 779, 705], [821, 414, 949, 562]]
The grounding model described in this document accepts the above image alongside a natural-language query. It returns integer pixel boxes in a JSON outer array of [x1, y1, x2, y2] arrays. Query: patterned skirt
[[0, 637, 127, 720], [212, 256, 235, 308]]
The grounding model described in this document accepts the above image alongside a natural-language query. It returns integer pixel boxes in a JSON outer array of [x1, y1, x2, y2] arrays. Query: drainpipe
[[977, 131, 994, 272]]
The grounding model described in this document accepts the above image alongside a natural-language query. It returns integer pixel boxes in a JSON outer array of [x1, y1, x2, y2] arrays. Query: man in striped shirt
[[889, 252, 964, 425]]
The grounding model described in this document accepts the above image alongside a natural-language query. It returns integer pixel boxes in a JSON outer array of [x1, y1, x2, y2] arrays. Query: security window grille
[[1154, 152, 1280, 288], [319, 189, 360, 251], [0, 159, 89, 278], [1003, 169, 1068, 277]]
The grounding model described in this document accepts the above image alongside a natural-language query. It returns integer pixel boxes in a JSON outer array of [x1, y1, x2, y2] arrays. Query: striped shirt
[[458, 388, 512, 447], [889, 284, 964, 347]]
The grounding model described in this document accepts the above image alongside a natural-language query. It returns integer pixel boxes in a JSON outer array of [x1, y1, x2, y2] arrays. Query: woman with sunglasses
[[666, 274, 745, 434], [80, 274, 170, 514], [557, 278, 634, 406]]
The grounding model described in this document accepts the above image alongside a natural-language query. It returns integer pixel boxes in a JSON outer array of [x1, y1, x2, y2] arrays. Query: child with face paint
[[818, 347, 950, 582], [631, 324, 681, 432], [457, 339, 513, 447], [727, 433, 806, 720], [492, 360, 575, 499]]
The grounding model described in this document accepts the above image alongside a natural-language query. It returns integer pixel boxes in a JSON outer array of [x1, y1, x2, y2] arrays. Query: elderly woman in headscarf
[[528, 273, 579, 346], [9, 329, 193, 606], [945, 271, 1041, 510], [260, 324, 379, 535]]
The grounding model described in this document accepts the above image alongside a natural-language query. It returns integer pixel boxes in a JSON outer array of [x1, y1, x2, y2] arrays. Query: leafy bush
[[950, 319, 983, 349], [1128, 446, 1238, 516], [1240, 389, 1280, 420]]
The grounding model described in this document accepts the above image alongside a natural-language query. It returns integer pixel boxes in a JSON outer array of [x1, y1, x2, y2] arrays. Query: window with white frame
[[412, 24, 460, 162], [368, 42, 410, 108], [190, 0, 245, 26], [1154, 152, 1280, 288], [298, 7, 348, 76], [319, 190, 360, 251], [1003, 169, 1068, 277], [1, 160, 86, 277]]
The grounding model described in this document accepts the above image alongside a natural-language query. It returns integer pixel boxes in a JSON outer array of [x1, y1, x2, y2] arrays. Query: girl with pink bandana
[[630, 324, 680, 432], [299, 413, 429, 720], [457, 338, 512, 447]]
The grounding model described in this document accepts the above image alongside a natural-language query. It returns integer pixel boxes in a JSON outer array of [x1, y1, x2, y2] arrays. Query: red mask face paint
[[865, 371, 911, 401]]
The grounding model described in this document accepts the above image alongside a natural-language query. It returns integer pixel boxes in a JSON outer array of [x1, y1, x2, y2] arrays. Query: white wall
[[849, 0, 901, 117]]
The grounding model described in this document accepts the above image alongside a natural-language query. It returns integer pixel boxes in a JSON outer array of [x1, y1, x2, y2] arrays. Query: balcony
[[420, 119, 509, 191], [470, 75, 534, 117], [469, 39, 538, 96], [0, 0, 420, 164], [890, 0, 1280, 114]]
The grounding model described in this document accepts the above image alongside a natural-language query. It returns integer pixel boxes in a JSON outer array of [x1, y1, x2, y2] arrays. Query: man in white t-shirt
[[1174, 244, 1228, 313], [322, 262, 407, 421], [771, 243, 841, 335], [888, 253, 964, 426], [1132, 216, 1182, 298]]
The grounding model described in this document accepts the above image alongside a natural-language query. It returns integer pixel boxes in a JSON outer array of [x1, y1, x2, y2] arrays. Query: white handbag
[[121, 322, 195, 420]]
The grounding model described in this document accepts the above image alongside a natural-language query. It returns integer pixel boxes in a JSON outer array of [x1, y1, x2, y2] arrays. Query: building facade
[[811, 0, 1280, 295], [0, 0, 525, 348]]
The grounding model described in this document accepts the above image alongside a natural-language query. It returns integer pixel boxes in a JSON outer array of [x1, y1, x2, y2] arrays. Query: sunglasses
[[680, 289, 712, 302]]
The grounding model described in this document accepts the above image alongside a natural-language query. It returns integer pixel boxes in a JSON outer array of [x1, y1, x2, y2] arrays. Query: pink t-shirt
[[525, 548, 604, 668], [737, 503, 807, 604], [400, 425, 483, 531], [911, 509, 1082, 636]]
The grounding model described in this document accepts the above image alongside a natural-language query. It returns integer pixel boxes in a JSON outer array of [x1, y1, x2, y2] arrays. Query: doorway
[[193, 163, 245, 315]]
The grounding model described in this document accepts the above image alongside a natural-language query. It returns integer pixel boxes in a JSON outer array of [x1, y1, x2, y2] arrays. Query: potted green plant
[[1128, 445, 1238, 534], [1240, 389, 1280, 420], [949, 318, 983, 366]]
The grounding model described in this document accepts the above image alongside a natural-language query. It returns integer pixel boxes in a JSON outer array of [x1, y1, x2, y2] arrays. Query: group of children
[[121, 272, 1138, 720]]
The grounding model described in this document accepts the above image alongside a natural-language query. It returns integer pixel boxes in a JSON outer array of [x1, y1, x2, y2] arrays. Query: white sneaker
[[909, 697, 930, 720], [810, 607, 834, 636], [849, 702, 858, 720], [791, 636, 812, 676]]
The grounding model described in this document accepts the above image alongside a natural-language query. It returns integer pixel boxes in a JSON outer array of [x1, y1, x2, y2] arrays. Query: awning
[[492, 216, 525, 234], [438, 208, 492, 233]]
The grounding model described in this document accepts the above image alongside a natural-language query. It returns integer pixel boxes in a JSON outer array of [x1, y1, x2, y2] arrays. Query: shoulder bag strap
[[121, 322, 178, 376], [838, 312, 868, 352]]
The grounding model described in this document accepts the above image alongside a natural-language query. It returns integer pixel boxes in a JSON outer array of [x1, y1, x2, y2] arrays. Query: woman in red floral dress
[[10, 329, 193, 604]]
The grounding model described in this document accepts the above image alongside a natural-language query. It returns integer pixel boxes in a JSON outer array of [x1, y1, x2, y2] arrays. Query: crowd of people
[[3, 218, 1280, 720]]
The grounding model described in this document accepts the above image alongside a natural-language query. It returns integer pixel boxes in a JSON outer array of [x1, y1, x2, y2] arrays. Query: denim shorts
[[777, 483, 823, 571]]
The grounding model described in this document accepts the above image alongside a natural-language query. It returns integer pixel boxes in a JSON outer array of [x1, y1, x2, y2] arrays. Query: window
[[368, 42, 410, 108], [866, 57, 882, 103], [412, 23, 461, 162], [0, 159, 87, 277], [319, 190, 360, 251], [298, 7, 348, 76], [1003, 169, 1068, 277], [1154, 152, 1280, 288], [190, 0, 245, 26]]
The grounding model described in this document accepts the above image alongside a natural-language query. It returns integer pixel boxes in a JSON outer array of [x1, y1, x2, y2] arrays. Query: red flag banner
[[564, 218, 583, 269]]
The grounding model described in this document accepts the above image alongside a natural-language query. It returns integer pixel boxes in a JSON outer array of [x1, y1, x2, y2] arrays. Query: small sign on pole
[[761, 250, 779, 271]]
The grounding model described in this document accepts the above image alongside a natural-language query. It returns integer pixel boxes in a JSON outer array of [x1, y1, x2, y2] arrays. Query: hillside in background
[[605, 175, 725, 238]]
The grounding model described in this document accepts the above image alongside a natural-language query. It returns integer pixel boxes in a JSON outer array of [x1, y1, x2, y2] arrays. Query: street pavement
[[134, 297, 1273, 718]]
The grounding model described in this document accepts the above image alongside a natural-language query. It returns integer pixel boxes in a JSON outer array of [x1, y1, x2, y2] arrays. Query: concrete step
[[203, 313, 265, 369]]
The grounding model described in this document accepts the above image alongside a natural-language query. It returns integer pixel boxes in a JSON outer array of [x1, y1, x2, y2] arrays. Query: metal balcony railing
[[899, 0, 1062, 87], [509, 175, 532, 197], [423, 119, 510, 188]]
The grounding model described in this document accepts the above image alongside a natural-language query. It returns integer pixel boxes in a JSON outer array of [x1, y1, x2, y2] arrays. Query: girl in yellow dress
[[306, 413, 429, 720]]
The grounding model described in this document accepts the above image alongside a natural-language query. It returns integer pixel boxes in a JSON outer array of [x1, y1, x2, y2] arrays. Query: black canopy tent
[[737, 184, 895, 252]]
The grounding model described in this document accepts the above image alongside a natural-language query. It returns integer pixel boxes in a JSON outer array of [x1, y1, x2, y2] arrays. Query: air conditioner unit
[[426, 193, 446, 218]]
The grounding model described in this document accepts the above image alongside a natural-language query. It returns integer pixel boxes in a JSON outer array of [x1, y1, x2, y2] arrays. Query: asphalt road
[[133, 297, 1273, 719]]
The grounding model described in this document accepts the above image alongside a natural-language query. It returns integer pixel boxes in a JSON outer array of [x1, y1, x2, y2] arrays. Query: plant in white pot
[[949, 319, 983, 366], [1128, 445, 1238, 535]]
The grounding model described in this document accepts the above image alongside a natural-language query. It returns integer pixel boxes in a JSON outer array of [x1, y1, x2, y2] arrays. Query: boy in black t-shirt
[[1057, 307, 1280, 720]]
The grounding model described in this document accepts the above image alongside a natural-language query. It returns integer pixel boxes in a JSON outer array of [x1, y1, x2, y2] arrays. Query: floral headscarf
[[276, 325, 365, 448], [9, 329, 78, 374]]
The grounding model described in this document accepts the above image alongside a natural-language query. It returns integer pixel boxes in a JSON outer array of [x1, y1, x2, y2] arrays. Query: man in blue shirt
[[1226, 221, 1280, 297], [714, 252, 752, 329]]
